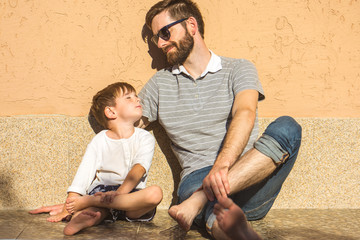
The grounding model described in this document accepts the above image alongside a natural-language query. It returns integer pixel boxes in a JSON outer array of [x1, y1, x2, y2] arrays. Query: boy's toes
[[65, 205, 74, 214]]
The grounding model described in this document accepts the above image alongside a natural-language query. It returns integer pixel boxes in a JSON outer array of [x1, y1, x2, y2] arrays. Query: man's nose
[[157, 37, 167, 49]]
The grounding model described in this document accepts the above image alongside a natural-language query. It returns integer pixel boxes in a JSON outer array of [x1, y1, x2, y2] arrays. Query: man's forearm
[[135, 116, 150, 129], [215, 109, 256, 168]]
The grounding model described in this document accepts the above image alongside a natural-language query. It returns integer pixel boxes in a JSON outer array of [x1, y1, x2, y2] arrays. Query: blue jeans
[[177, 116, 302, 233]]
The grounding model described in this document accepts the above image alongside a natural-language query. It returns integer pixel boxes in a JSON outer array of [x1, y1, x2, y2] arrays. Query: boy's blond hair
[[91, 82, 136, 129]]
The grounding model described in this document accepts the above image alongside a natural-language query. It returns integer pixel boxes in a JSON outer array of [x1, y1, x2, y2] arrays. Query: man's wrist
[[216, 151, 237, 168]]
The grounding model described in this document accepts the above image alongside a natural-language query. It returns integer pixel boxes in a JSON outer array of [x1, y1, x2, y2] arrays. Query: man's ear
[[104, 106, 116, 119], [186, 16, 198, 36]]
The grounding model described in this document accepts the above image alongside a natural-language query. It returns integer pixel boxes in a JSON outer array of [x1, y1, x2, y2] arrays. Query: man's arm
[[135, 116, 150, 129], [202, 89, 259, 201]]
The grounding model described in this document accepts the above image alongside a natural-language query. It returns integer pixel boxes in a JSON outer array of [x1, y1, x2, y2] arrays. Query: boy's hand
[[94, 191, 119, 204]]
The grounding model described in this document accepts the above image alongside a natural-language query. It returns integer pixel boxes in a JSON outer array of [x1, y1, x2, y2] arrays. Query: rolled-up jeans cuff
[[205, 213, 216, 235], [254, 134, 289, 164]]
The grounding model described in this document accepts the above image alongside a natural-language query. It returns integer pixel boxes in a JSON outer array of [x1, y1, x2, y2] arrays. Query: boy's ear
[[104, 106, 116, 119]]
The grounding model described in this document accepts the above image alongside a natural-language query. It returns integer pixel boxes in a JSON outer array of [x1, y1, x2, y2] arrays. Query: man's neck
[[106, 121, 135, 139], [182, 41, 211, 79]]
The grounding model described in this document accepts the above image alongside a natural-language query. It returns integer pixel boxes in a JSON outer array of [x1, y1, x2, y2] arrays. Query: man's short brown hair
[[90, 82, 136, 129], [146, 0, 205, 39]]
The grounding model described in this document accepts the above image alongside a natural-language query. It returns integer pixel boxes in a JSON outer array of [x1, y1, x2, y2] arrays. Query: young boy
[[31, 82, 163, 235]]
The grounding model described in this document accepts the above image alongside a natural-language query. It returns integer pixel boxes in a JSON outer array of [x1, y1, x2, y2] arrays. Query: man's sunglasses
[[151, 18, 188, 45]]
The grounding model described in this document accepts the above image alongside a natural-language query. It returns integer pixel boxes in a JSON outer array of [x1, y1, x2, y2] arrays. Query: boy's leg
[[66, 185, 162, 217], [63, 207, 109, 236], [46, 205, 70, 223]]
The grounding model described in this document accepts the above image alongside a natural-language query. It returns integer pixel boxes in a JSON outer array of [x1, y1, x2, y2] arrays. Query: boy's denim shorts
[[88, 184, 156, 223]]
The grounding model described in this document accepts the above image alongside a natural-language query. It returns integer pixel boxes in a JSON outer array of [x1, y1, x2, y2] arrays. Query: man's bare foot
[[63, 211, 101, 236], [66, 195, 95, 214], [168, 191, 207, 231], [213, 196, 262, 240], [47, 210, 71, 223], [29, 204, 64, 215]]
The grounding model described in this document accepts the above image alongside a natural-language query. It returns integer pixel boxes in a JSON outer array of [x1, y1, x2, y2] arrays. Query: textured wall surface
[[1, 0, 359, 117], [0, 116, 359, 210]]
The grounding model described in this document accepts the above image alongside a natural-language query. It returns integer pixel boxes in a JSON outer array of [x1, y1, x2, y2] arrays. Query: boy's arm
[[42, 192, 81, 221], [94, 164, 147, 204], [61, 192, 81, 211], [117, 164, 146, 194]]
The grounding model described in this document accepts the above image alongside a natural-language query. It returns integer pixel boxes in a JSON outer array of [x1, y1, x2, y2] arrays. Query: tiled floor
[[0, 209, 359, 239]]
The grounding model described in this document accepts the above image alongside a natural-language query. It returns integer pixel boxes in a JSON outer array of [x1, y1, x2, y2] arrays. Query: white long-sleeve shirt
[[67, 128, 155, 195]]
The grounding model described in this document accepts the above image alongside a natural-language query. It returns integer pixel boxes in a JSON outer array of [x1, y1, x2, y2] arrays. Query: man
[[137, 0, 302, 239]]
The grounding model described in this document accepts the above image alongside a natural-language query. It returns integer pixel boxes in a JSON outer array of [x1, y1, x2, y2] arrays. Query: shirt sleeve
[[131, 130, 155, 176], [67, 142, 98, 195], [232, 59, 265, 101], [139, 75, 159, 122]]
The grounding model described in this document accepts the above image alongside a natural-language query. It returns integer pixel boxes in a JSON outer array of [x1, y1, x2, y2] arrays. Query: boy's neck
[[106, 121, 136, 139]]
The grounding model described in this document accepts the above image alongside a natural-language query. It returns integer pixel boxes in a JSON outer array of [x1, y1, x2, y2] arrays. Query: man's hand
[[202, 165, 230, 202], [94, 191, 119, 204]]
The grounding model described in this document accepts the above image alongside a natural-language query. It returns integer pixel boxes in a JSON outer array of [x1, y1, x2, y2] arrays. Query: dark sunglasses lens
[[159, 28, 170, 41]]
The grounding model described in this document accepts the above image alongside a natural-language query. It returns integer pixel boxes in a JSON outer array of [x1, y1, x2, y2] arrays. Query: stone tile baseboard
[[0, 115, 359, 210]]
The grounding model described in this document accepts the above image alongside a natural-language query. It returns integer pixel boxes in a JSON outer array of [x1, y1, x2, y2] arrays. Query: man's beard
[[164, 29, 194, 66]]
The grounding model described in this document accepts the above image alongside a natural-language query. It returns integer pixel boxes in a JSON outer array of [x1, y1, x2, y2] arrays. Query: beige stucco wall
[[1, 0, 359, 117]]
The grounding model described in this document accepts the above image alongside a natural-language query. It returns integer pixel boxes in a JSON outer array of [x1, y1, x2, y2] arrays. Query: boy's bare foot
[[66, 195, 95, 214], [63, 211, 101, 236], [29, 204, 64, 215], [46, 210, 71, 223], [168, 191, 207, 231], [213, 196, 262, 240]]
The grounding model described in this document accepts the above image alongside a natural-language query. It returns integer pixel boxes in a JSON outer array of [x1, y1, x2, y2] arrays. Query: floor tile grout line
[[15, 226, 26, 239]]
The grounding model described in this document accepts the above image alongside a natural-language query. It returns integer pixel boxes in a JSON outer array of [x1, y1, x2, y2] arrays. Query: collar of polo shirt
[[171, 50, 222, 78]]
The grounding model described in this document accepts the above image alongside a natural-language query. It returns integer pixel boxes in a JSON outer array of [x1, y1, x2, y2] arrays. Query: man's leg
[[168, 166, 212, 231], [169, 116, 301, 237], [213, 196, 262, 240], [209, 116, 302, 236]]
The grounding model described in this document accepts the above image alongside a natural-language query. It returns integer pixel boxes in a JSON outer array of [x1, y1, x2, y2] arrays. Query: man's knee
[[266, 116, 301, 143], [254, 116, 302, 164]]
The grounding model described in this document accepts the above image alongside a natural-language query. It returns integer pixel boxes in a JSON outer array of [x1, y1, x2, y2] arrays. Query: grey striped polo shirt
[[139, 52, 265, 179]]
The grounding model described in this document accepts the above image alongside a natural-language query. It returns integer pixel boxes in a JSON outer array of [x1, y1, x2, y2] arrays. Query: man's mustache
[[163, 42, 178, 54]]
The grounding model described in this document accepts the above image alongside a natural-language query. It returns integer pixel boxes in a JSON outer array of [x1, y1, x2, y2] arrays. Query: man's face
[[164, 29, 194, 65], [151, 11, 194, 65]]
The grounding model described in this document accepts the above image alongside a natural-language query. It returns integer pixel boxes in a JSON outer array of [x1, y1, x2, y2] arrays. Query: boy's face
[[113, 90, 142, 122]]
